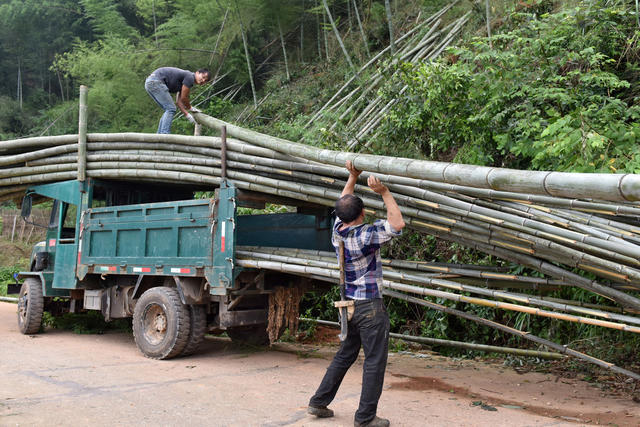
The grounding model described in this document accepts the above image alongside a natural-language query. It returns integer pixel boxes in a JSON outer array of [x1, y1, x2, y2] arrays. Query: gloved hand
[[185, 113, 196, 124], [190, 106, 201, 113]]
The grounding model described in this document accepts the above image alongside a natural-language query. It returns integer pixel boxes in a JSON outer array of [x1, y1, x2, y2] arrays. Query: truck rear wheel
[[180, 305, 208, 356], [133, 287, 191, 359], [17, 277, 44, 335]]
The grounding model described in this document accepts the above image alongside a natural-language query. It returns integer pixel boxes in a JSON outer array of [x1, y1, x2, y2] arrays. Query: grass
[[0, 240, 31, 269], [42, 311, 132, 334]]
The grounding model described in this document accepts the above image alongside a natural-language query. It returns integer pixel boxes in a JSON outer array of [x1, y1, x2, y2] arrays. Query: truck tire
[[180, 305, 208, 356], [227, 325, 270, 346], [132, 287, 191, 360], [17, 277, 44, 335]]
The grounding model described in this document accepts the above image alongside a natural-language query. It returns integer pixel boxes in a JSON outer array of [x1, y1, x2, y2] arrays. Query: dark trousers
[[309, 298, 390, 424]]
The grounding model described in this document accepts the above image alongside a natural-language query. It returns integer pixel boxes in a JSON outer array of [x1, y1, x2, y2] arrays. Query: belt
[[348, 298, 383, 306]]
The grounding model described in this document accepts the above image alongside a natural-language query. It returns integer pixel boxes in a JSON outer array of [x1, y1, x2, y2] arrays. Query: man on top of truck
[[307, 160, 405, 427], [144, 67, 211, 134]]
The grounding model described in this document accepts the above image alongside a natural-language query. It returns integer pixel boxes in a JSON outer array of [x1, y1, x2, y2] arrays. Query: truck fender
[[131, 274, 154, 300], [16, 272, 46, 295], [173, 276, 208, 305]]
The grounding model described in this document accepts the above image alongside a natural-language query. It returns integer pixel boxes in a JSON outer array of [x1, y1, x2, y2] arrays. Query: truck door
[[52, 202, 79, 289]]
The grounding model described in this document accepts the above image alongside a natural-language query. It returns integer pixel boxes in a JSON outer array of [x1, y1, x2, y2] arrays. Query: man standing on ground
[[144, 67, 211, 134], [308, 160, 405, 427]]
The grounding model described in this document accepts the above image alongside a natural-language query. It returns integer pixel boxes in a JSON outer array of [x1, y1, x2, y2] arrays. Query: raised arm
[[367, 175, 405, 232], [341, 160, 362, 197]]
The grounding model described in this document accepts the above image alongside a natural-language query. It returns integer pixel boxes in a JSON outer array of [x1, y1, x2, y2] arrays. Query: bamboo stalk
[[237, 249, 640, 326], [235, 257, 640, 379], [308, 35, 412, 126], [352, 0, 369, 56], [235, 256, 640, 332], [5, 124, 640, 343], [278, 17, 290, 81], [234, 0, 258, 108], [0, 134, 77, 153], [384, 0, 395, 54], [77, 85, 88, 182], [383, 289, 640, 381], [299, 317, 564, 359], [196, 114, 640, 202], [233, 168, 640, 286], [322, 0, 356, 73]]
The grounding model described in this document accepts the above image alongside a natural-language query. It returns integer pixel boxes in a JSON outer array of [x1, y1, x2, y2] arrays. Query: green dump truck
[[14, 177, 332, 359]]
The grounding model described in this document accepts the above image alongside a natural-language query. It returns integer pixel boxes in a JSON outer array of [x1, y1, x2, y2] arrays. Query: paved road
[[1, 302, 638, 426]]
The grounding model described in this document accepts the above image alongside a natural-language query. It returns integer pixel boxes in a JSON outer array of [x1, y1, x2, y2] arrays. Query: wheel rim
[[142, 304, 168, 346]]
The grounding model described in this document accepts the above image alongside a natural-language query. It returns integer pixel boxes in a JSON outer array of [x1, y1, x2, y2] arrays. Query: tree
[[79, 0, 140, 39], [0, 0, 92, 106]]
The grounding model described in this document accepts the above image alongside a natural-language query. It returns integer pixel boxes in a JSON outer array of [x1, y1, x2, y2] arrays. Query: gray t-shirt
[[152, 67, 195, 93]]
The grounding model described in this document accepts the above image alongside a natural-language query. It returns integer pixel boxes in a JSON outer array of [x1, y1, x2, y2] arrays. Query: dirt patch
[[299, 325, 341, 345], [388, 370, 639, 425]]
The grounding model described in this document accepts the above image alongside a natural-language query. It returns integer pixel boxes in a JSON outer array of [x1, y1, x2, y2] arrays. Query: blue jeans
[[309, 298, 390, 424], [145, 76, 176, 134]]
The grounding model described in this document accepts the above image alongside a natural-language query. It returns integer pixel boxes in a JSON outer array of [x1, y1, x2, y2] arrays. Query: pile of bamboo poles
[[305, 2, 470, 150], [3, 111, 640, 379]]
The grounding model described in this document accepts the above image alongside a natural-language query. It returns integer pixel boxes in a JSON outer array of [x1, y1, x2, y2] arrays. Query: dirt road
[[0, 302, 638, 426]]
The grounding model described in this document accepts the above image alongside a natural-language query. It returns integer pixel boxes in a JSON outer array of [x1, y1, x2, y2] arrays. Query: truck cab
[[17, 178, 332, 359]]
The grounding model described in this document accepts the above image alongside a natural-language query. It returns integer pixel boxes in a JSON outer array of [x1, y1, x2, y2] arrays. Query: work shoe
[[354, 416, 390, 427], [307, 405, 334, 418]]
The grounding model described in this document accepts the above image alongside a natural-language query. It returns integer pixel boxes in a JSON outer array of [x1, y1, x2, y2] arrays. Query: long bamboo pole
[[384, 0, 395, 54], [352, 0, 370, 56], [5, 133, 640, 300], [322, 0, 356, 73], [299, 317, 564, 360], [234, 0, 258, 108], [195, 114, 640, 202], [223, 167, 640, 290], [237, 249, 640, 326], [77, 85, 88, 182], [383, 289, 640, 381], [235, 257, 640, 380]]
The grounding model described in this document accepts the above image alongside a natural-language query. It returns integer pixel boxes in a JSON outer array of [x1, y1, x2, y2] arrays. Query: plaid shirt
[[332, 218, 401, 300]]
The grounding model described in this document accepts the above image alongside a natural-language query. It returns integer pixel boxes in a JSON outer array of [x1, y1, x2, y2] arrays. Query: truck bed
[[81, 199, 215, 269]]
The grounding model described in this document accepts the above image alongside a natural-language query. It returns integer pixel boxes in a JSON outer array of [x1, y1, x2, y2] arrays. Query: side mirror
[[21, 194, 32, 219]]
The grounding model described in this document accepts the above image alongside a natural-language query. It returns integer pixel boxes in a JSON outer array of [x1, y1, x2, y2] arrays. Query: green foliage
[[0, 266, 20, 297], [135, 0, 173, 36], [379, 0, 640, 172], [32, 101, 79, 137], [43, 311, 132, 334], [237, 203, 294, 215], [301, 285, 341, 322], [0, 266, 19, 285], [53, 36, 153, 132], [0, 96, 31, 138], [0, 0, 92, 110], [80, 0, 140, 39]]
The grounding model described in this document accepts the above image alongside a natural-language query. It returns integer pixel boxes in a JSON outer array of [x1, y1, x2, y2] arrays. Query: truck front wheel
[[133, 287, 191, 359], [17, 277, 44, 334]]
